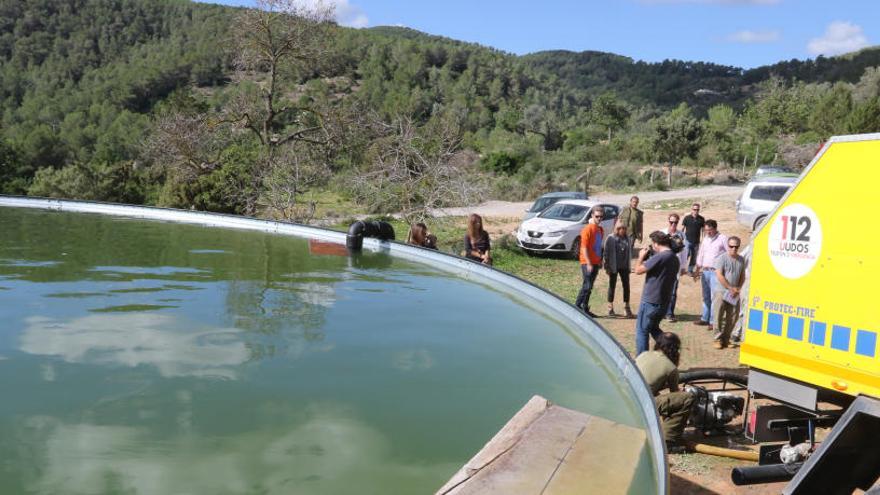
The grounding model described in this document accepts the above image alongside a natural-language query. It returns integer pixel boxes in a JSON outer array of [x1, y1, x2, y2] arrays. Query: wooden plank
[[543, 418, 646, 494], [436, 395, 553, 494], [436, 395, 646, 495]]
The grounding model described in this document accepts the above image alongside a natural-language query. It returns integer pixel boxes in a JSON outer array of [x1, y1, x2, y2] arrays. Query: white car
[[515, 200, 620, 258]]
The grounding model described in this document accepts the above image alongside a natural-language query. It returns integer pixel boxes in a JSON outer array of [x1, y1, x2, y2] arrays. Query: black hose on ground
[[731, 462, 802, 486], [346, 220, 395, 251]]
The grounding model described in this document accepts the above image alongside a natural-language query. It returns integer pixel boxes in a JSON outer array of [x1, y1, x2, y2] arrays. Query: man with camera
[[634, 231, 681, 356]]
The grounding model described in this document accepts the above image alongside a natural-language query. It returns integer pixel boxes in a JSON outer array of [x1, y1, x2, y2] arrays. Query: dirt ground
[[483, 193, 790, 494]]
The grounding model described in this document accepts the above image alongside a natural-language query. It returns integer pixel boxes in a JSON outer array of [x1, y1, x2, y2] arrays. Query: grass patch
[[669, 453, 714, 477], [306, 189, 363, 220]]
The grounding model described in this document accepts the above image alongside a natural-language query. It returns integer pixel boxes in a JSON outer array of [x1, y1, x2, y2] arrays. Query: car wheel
[[753, 215, 767, 231], [569, 236, 580, 259]]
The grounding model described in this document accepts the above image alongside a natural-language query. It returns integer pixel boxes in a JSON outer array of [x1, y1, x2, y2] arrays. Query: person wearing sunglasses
[[663, 213, 688, 322], [712, 236, 745, 349], [681, 203, 705, 274], [575, 205, 606, 318]]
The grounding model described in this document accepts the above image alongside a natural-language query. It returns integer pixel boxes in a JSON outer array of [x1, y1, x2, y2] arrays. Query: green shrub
[[481, 150, 526, 175], [28, 161, 148, 203]]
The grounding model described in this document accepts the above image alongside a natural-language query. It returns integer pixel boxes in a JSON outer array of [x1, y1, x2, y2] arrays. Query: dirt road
[[436, 185, 744, 218]]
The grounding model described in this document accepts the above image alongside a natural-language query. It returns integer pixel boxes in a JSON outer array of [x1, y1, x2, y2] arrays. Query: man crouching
[[636, 332, 694, 451]]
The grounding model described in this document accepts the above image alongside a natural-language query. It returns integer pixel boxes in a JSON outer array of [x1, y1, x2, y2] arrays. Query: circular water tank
[[0, 197, 666, 494]]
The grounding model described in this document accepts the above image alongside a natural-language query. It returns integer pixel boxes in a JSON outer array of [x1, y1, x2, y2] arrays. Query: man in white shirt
[[693, 220, 728, 328]]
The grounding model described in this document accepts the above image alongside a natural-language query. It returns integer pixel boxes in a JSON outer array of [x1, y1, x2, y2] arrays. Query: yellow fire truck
[[735, 133, 880, 494]]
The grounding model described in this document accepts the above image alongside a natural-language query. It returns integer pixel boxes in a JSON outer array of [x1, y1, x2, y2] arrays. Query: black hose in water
[[346, 220, 395, 251], [731, 463, 802, 486]]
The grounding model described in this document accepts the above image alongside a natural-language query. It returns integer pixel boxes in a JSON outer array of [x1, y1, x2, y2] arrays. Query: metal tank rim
[[0, 195, 669, 494]]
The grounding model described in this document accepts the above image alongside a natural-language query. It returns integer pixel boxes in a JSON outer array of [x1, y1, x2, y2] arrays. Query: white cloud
[[22, 407, 459, 495], [20, 313, 250, 379], [726, 30, 780, 44], [301, 0, 368, 28], [337, 4, 369, 29], [808, 21, 869, 56]]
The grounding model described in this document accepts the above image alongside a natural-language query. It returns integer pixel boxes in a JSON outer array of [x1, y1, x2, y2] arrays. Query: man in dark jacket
[[634, 231, 680, 355]]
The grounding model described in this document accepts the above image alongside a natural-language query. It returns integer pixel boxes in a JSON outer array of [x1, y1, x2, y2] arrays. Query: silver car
[[736, 175, 798, 231], [523, 191, 588, 220]]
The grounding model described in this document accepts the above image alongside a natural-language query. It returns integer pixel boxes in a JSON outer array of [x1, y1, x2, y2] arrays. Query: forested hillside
[[522, 50, 746, 109], [1, 0, 879, 221], [0, 0, 231, 199], [524, 46, 880, 111]]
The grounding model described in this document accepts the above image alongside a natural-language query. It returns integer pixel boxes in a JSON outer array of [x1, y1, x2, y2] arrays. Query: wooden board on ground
[[436, 395, 648, 495]]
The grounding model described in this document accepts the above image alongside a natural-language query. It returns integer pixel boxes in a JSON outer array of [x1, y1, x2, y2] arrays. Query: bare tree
[[255, 142, 331, 222], [144, 112, 231, 184], [145, 0, 340, 218], [352, 114, 487, 224], [228, 0, 335, 153]]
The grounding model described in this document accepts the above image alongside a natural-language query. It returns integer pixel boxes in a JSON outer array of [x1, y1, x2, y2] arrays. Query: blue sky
[[203, 1, 879, 69]]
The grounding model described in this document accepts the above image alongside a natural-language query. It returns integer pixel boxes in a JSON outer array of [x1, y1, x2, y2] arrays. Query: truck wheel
[[569, 237, 580, 259], [753, 216, 767, 231]]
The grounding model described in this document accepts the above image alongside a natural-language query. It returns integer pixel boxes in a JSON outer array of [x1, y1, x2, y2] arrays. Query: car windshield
[[529, 197, 560, 213], [756, 167, 791, 176], [750, 185, 790, 201], [538, 204, 588, 221]]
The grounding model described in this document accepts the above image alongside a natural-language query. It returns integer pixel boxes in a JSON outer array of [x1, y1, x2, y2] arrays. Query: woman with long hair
[[464, 213, 491, 265], [603, 222, 633, 318], [407, 222, 437, 249]]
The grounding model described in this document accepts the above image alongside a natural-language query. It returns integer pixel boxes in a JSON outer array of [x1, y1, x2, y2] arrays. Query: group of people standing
[[571, 197, 679, 358], [575, 196, 643, 318], [573, 197, 747, 354]]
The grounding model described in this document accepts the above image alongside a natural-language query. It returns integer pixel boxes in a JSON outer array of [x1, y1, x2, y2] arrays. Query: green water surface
[[0, 207, 654, 494]]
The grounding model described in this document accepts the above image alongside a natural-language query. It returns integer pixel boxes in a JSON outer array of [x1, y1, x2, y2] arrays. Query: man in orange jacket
[[574, 205, 605, 317]]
